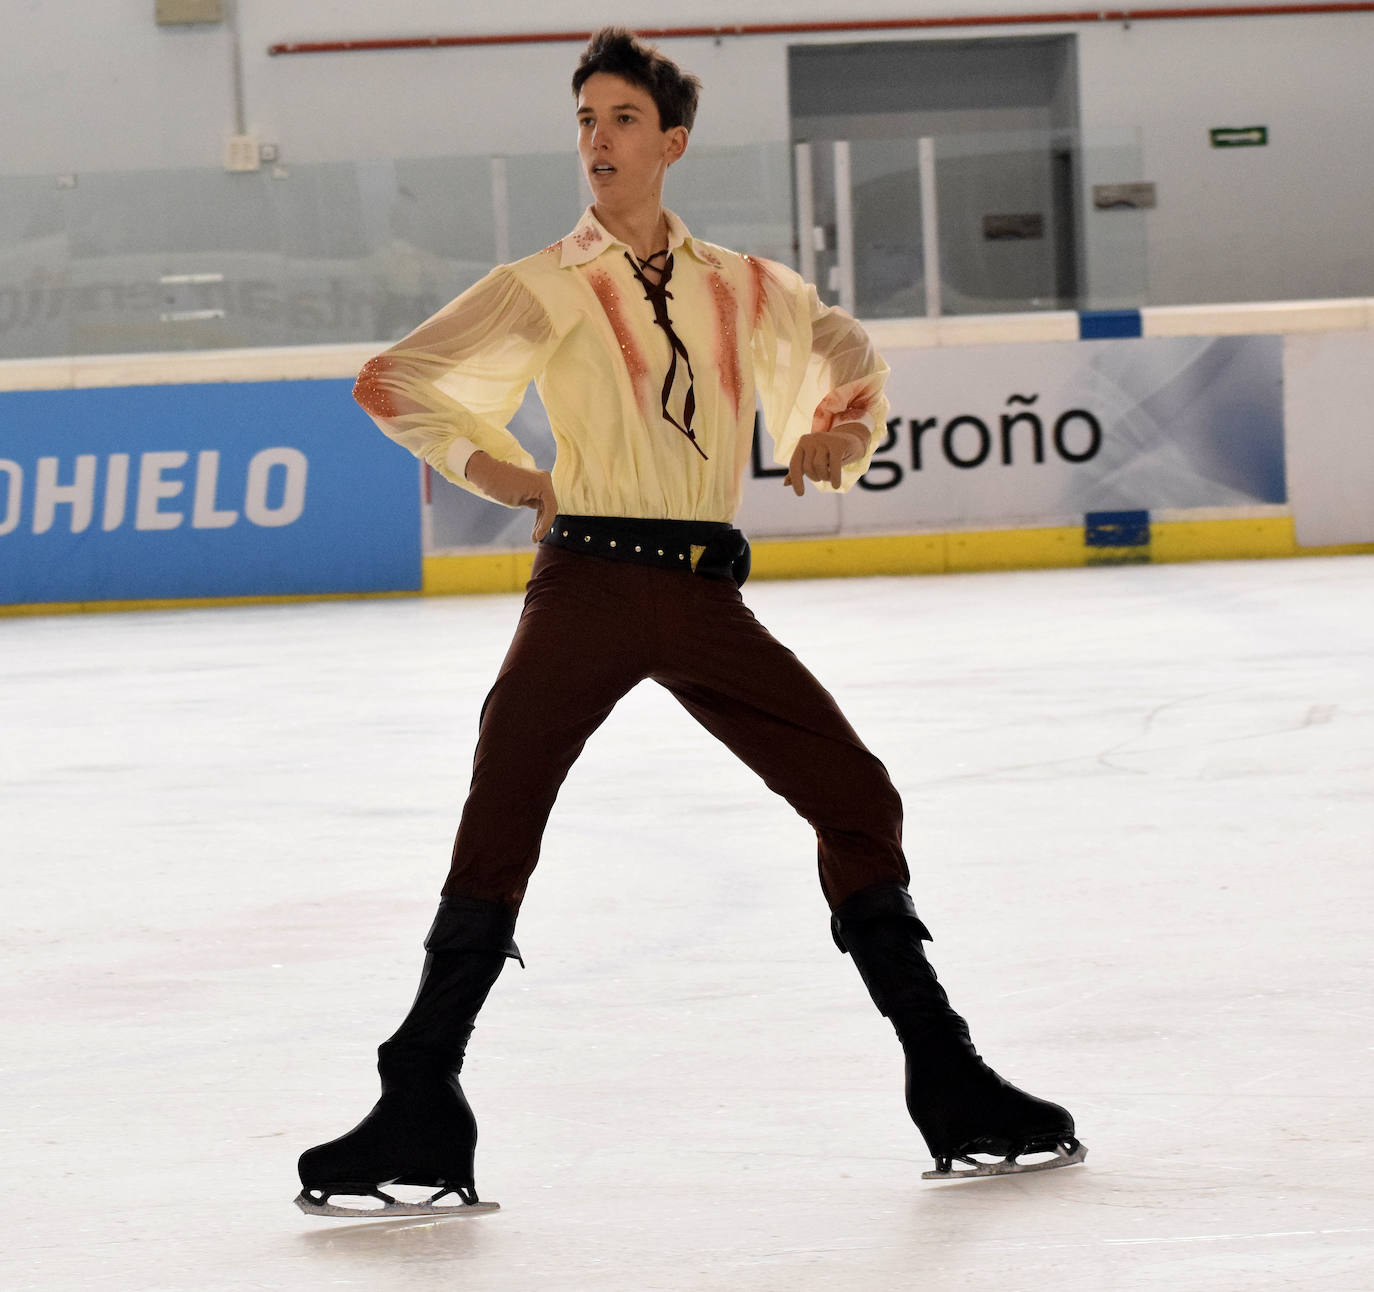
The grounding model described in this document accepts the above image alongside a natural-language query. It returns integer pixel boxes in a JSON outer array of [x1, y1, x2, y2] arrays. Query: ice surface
[[3, 556, 1372, 1291]]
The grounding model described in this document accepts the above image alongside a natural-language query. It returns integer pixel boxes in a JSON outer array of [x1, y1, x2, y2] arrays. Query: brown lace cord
[[624, 250, 708, 461]]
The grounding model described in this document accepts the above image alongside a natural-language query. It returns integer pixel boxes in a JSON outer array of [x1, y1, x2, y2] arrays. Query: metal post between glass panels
[[917, 136, 942, 319], [832, 140, 856, 315], [794, 141, 817, 288]]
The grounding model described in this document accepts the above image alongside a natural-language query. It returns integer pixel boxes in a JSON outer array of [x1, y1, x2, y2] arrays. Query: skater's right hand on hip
[[465, 451, 559, 542]]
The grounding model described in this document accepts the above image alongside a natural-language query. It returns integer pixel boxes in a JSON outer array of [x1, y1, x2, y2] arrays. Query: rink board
[[1, 302, 1372, 614], [0, 376, 420, 605]]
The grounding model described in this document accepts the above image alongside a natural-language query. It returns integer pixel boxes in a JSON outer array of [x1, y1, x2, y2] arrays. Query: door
[[789, 35, 1082, 316]]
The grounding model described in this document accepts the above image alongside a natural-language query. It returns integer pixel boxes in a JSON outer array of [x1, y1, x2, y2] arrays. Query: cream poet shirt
[[354, 207, 890, 523]]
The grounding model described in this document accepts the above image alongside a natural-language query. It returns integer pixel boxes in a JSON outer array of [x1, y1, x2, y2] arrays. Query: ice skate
[[295, 897, 521, 1218], [832, 883, 1086, 1183], [902, 1029, 1086, 1180], [296, 1072, 498, 1217]]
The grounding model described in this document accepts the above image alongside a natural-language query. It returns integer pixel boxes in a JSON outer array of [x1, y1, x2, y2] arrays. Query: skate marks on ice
[[922, 1137, 1087, 1181], [1089, 684, 1337, 776], [295, 1182, 500, 1219]]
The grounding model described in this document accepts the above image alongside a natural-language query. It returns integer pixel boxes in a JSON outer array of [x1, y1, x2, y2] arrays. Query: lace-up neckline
[[623, 249, 706, 461], [633, 248, 670, 282]]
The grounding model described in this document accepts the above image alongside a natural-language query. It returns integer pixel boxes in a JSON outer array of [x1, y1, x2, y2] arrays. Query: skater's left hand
[[784, 424, 869, 496]]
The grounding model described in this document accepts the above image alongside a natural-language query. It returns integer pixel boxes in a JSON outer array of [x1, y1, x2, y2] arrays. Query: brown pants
[[443, 544, 910, 912]]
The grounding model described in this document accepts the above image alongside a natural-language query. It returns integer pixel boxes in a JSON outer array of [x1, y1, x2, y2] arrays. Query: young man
[[296, 28, 1083, 1218]]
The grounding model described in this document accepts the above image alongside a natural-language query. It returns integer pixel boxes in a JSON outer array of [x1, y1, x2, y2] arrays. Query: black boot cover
[[832, 883, 1078, 1172], [297, 897, 522, 1206]]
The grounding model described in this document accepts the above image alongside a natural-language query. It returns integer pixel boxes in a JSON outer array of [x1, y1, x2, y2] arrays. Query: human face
[[576, 72, 686, 210]]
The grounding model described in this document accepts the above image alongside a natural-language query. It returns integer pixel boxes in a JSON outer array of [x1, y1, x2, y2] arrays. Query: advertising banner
[[0, 378, 421, 604], [740, 333, 1286, 535]]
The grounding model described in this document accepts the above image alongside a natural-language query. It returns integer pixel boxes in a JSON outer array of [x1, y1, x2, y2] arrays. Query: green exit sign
[[1210, 126, 1268, 148]]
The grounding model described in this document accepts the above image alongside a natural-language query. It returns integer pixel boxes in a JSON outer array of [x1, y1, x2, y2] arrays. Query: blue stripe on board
[[1079, 309, 1143, 339], [1085, 510, 1151, 547]]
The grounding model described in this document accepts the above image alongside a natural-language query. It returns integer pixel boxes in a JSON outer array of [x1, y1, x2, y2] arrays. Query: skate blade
[[922, 1140, 1087, 1181], [295, 1190, 500, 1219]]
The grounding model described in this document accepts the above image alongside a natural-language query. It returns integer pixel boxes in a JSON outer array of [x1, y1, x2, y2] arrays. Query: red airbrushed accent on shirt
[[742, 254, 774, 330], [573, 224, 603, 252], [354, 355, 400, 418], [708, 271, 744, 417], [813, 394, 874, 434], [588, 269, 652, 410]]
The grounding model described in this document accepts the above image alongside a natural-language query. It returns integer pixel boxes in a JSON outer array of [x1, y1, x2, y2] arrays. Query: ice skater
[[296, 27, 1083, 1218]]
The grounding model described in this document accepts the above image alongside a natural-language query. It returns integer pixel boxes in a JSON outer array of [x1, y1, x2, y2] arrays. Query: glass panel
[[66, 167, 283, 353], [1075, 126, 1149, 312], [0, 174, 70, 356], [0, 128, 1174, 359], [669, 142, 796, 268], [927, 125, 1146, 315], [932, 128, 1064, 314], [365, 156, 498, 339], [503, 151, 586, 260], [0, 146, 802, 360], [848, 136, 926, 319], [0, 157, 500, 359]]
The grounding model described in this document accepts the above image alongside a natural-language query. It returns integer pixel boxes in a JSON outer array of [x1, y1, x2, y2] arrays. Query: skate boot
[[295, 897, 522, 1217], [832, 883, 1085, 1181]]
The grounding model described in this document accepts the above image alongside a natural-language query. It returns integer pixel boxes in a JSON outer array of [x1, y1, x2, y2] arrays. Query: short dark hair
[[572, 27, 700, 132]]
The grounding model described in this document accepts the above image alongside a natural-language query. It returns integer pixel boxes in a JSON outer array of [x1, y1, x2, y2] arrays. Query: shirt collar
[[559, 206, 698, 268]]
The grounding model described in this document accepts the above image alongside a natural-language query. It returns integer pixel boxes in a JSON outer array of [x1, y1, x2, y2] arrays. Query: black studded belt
[[542, 514, 751, 586]]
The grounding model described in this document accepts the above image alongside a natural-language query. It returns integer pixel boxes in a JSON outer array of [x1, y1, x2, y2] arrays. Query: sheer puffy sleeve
[[353, 265, 561, 499], [748, 256, 890, 492]]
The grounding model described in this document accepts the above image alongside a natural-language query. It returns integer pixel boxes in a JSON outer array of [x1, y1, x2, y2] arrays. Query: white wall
[[8, 2, 234, 174], [14, 3, 1372, 167], [6, 1, 1374, 306], [1076, 15, 1374, 304]]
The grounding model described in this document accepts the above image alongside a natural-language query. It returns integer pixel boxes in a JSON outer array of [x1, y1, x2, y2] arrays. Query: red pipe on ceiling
[[268, 4, 1374, 56]]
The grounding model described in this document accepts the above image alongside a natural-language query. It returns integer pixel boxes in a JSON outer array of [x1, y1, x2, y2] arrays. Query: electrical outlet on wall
[[224, 134, 260, 172]]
